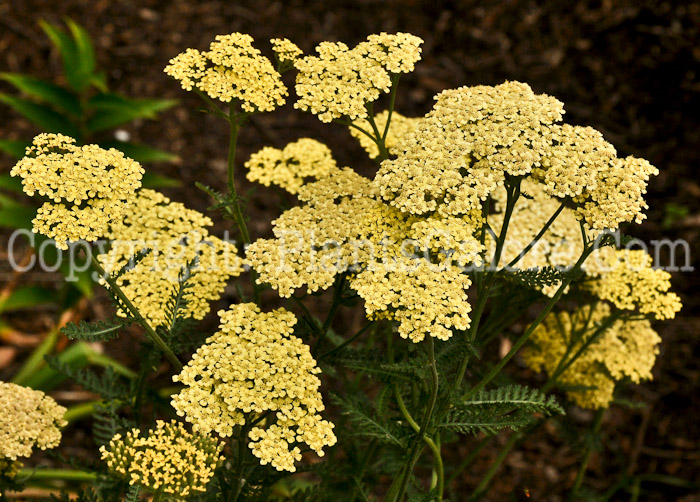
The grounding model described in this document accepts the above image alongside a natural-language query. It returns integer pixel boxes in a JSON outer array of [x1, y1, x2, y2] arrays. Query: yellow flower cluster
[[245, 138, 337, 194], [375, 81, 658, 231], [375, 82, 564, 217], [0, 382, 66, 460], [165, 33, 287, 112], [523, 304, 661, 408], [0, 459, 20, 481], [171, 304, 336, 472], [350, 111, 421, 159], [294, 33, 423, 122], [248, 167, 481, 342], [10, 134, 143, 249], [100, 420, 223, 497], [584, 248, 682, 320], [271, 37, 303, 63], [98, 189, 244, 328]]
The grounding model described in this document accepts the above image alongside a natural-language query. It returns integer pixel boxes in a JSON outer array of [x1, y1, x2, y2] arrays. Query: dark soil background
[[1, 0, 699, 500]]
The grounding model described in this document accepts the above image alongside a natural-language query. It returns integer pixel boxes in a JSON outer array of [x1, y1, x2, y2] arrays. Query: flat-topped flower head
[[375, 82, 565, 217], [350, 111, 421, 159], [172, 304, 336, 472], [523, 303, 661, 408], [245, 138, 337, 194], [99, 189, 244, 328], [584, 248, 682, 320], [10, 133, 143, 249], [374, 82, 658, 231], [165, 33, 287, 112], [0, 381, 66, 460], [294, 34, 423, 122], [271, 37, 303, 64], [248, 169, 480, 343], [100, 420, 223, 497]]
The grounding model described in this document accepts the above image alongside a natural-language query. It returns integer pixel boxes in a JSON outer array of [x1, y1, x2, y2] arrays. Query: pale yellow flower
[[0, 382, 66, 460], [100, 420, 223, 497], [171, 304, 336, 472]]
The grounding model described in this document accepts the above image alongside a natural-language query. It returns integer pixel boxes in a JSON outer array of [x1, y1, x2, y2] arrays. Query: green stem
[[312, 274, 345, 355], [505, 201, 565, 269], [18, 468, 97, 482], [570, 409, 605, 499], [319, 320, 375, 360], [232, 423, 249, 501], [90, 256, 182, 371], [467, 244, 595, 398], [382, 75, 401, 142], [225, 105, 261, 303], [452, 180, 521, 393], [364, 103, 390, 160], [393, 337, 441, 501]]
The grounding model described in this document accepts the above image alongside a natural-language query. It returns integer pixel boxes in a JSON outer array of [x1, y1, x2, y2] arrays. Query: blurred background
[[1, 1, 699, 500]]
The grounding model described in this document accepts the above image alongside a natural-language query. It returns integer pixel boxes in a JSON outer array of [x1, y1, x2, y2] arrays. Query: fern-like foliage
[[439, 385, 563, 435], [44, 357, 128, 399], [331, 348, 426, 382], [61, 317, 133, 342], [502, 266, 582, 290], [123, 484, 141, 502], [157, 257, 198, 353], [112, 248, 151, 280], [331, 394, 407, 448]]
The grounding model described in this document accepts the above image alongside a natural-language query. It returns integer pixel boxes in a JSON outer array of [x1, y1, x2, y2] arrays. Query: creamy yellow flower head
[[100, 420, 223, 497], [0, 381, 66, 460], [10, 134, 143, 249], [375, 82, 564, 217], [584, 248, 682, 320], [245, 138, 337, 194], [523, 303, 661, 408], [271, 37, 303, 63], [248, 166, 480, 342], [172, 304, 336, 472], [350, 111, 421, 159], [165, 33, 287, 112], [294, 33, 423, 122], [374, 81, 658, 231], [98, 189, 244, 328]]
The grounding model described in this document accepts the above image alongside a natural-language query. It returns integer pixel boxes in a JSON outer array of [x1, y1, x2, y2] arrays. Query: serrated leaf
[[503, 265, 582, 290], [99, 139, 178, 163], [332, 349, 424, 381], [439, 409, 532, 435], [331, 394, 406, 447], [45, 355, 128, 399], [462, 385, 564, 416], [0, 73, 81, 116], [61, 318, 129, 342], [0, 139, 30, 159]]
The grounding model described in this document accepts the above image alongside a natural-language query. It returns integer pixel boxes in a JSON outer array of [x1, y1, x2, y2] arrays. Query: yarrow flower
[[584, 248, 682, 320], [245, 138, 337, 194], [171, 304, 337, 472], [271, 37, 303, 63], [247, 166, 481, 342], [0, 381, 66, 460], [100, 420, 223, 497], [350, 111, 421, 159], [294, 33, 423, 122], [98, 189, 244, 328], [10, 134, 143, 249], [165, 33, 287, 112], [375, 81, 658, 231], [523, 303, 661, 408]]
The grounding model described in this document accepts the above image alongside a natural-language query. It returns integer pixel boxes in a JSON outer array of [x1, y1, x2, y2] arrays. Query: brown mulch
[[1, 1, 699, 500]]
